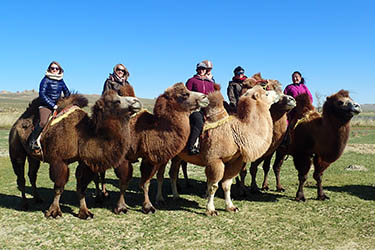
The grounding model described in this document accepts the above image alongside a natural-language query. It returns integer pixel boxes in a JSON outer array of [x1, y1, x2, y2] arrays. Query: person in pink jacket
[[280, 71, 313, 148]]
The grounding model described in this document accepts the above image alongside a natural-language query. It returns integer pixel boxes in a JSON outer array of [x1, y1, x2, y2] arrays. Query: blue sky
[[0, 0, 374, 104]]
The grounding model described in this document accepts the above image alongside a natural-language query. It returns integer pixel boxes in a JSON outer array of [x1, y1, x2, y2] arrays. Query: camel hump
[[56, 94, 88, 111]]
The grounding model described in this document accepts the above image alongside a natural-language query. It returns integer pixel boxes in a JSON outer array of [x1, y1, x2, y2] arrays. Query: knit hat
[[234, 66, 245, 75]]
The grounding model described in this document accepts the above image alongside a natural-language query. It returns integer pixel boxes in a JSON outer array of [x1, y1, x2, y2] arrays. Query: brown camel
[[274, 90, 361, 201], [162, 86, 280, 215], [109, 83, 209, 214], [235, 78, 296, 195], [9, 85, 142, 218]]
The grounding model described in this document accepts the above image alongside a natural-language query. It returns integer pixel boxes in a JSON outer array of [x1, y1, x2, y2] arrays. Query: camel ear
[[252, 92, 260, 100]]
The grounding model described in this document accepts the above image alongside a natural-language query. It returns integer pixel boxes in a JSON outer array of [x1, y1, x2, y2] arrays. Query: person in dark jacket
[[185, 62, 215, 155], [227, 66, 248, 110], [28, 61, 71, 150], [102, 64, 130, 95]]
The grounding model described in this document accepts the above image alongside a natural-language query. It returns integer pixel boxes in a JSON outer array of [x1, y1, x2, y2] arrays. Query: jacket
[[102, 74, 130, 95], [39, 76, 70, 110], [227, 76, 247, 108], [283, 83, 313, 103], [186, 75, 215, 95]]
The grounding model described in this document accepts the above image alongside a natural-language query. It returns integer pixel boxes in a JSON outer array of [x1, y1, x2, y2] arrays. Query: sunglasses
[[50, 67, 59, 71], [116, 68, 126, 73]]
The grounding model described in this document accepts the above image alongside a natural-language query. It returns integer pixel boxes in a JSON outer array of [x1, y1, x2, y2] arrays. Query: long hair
[[47, 61, 64, 74]]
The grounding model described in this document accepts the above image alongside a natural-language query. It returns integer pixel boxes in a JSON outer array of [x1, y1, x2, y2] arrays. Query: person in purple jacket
[[28, 61, 71, 151], [185, 62, 215, 154], [283, 71, 313, 124]]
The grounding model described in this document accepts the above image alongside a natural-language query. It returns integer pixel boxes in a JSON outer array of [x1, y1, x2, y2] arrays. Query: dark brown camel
[[274, 90, 361, 201], [110, 83, 209, 214], [9, 85, 142, 218]]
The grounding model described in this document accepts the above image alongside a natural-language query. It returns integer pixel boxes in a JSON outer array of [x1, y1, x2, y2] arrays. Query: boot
[[28, 124, 43, 151], [187, 138, 200, 155]]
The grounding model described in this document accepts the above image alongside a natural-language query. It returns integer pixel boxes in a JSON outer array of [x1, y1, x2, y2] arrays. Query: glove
[[53, 105, 58, 110]]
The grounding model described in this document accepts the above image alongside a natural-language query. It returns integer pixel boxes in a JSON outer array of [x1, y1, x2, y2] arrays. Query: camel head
[[93, 90, 142, 121], [203, 91, 228, 122], [323, 90, 361, 120], [241, 73, 276, 96], [238, 85, 280, 118], [154, 83, 209, 117]]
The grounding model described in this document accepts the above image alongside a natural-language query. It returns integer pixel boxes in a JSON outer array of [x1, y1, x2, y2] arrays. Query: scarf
[[232, 76, 247, 83], [111, 73, 127, 84], [45, 71, 63, 81]]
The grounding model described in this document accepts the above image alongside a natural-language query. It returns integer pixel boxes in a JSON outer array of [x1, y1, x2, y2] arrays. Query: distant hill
[[0, 90, 374, 112]]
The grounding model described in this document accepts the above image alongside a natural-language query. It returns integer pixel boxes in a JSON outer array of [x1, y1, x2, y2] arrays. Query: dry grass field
[[1, 92, 375, 249]]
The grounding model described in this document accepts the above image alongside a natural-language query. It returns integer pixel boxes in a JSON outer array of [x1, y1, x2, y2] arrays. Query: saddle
[[32, 105, 81, 160]]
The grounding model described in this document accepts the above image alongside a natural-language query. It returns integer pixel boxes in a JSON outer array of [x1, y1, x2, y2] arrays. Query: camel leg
[[114, 160, 133, 214], [261, 156, 272, 191], [181, 161, 191, 188], [140, 159, 158, 214], [94, 171, 109, 204], [250, 159, 262, 193], [75, 162, 95, 219], [205, 160, 225, 216], [10, 151, 28, 210], [27, 156, 43, 203], [273, 149, 287, 192], [293, 153, 312, 202], [45, 159, 69, 218], [156, 163, 167, 206], [313, 156, 331, 200], [169, 156, 183, 200]]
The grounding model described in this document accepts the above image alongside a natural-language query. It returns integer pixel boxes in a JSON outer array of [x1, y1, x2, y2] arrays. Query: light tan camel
[[160, 86, 280, 215]]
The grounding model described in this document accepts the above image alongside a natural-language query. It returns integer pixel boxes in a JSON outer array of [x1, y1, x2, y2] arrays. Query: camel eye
[[337, 100, 344, 106], [182, 92, 190, 98]]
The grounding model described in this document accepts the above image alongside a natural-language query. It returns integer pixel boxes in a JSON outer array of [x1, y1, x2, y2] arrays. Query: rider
[[185, 61, 215, 155], [227, 66, 248, 110], [28, 61, 71, 150], [102, 63, 130, 95]]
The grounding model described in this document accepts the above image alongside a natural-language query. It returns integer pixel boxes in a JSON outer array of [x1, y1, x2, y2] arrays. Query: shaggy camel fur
[[162, 86, 279, 215], [274, 90, 361, 201], [234, 78, 296, 195], [110, 83, 209, 214], [9, 85, 142, 218]]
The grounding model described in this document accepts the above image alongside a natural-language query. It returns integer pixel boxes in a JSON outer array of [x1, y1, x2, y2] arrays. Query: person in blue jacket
[[28, 61, 71, 150]]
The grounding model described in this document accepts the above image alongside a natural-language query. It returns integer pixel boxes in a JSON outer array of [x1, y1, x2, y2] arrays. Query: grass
[[1, 127, 375, 249]]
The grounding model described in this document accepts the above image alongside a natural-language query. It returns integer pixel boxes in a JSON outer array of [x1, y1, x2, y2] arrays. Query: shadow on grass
[[324, 185, 375, 201]]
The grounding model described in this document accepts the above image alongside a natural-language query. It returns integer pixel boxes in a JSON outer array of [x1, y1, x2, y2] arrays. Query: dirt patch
[[345, 144, 375, 154]]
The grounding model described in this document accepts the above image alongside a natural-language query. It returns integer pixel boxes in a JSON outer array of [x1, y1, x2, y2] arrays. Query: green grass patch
[[1, 136, 375, 248]]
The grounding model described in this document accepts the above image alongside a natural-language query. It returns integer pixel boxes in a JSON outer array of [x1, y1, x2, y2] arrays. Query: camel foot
[[317, 194, 330, 201], [78, 208, 94, 219], [250, 186, 262, 194], [142, 203, 156, 214], [261, 185, 270, 191], [45, 204, 62, 218], [206, 210, 218, 216], [275, 186, 286, 192], [295, 192, 306, 202], [226, 206, 239, 213], [95, 192, 110, 204]]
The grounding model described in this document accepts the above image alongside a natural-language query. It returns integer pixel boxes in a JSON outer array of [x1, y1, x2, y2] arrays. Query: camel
[[161, 85, 280, 215], [235, 78, 296, 195], [273, 90, 361, 201], [106, 83, 210, 214], [9, 85, 142, 218]]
